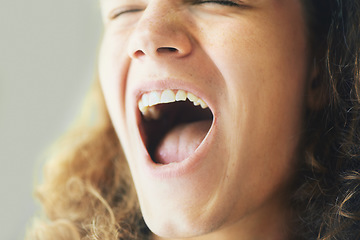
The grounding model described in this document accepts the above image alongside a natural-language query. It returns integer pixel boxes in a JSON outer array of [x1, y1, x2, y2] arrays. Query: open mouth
[[138, 89, 213, 164]]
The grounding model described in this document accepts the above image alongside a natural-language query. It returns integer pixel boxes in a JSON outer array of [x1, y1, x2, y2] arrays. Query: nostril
[[134, 50, 146, 58], [132, 47, 179, 59], [157, 47, 178, 54]]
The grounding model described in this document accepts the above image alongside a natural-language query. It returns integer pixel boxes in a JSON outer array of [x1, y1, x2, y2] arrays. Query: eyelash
[[110, 8, 144, 20], [109, 0, 244, 20], [194, 0, 241, 7]]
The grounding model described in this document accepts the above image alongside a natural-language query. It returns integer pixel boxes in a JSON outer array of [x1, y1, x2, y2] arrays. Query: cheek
[[99, 31, 129, 92], [98, 31, 132, 140], [207, 6, 308, 217], [211, 9, 308, 140]]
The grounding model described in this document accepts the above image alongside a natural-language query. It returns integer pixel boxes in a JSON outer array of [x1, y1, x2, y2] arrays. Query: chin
[[141, 204, 226, 239]]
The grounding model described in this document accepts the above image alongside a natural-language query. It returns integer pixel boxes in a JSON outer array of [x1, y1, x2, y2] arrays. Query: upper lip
[[131, 78, 216, 118]]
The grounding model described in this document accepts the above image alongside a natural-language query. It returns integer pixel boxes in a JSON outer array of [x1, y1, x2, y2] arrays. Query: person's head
[[97, 0, 328, 238], [27, 1, 360, 240]]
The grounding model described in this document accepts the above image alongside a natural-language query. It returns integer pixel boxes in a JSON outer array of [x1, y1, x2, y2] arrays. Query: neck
[[152, 194, 295, 240]]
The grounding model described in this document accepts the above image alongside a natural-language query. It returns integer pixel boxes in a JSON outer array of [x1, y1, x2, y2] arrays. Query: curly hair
[[26, 1, 360, 239], [293, 0, 360, 239]]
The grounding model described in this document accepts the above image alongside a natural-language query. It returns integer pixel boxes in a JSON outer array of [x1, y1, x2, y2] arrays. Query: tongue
[[154, 120, 212, 164]]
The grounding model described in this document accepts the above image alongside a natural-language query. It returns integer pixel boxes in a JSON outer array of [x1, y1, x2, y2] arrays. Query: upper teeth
[[138, 89, 208, 119]]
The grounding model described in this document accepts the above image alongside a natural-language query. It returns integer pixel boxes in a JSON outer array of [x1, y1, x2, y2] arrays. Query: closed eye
[[109, 7, 144, 20], [194, 0, 242, 7]]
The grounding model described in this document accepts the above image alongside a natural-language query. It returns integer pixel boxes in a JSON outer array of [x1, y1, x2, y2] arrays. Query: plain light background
[[0, 0, 102, 239]]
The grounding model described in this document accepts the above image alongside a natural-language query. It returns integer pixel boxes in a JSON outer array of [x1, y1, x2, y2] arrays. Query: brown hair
[[26, 81, 149, 239], [293, 0, 360, 239], [27, 1, 360, 239]]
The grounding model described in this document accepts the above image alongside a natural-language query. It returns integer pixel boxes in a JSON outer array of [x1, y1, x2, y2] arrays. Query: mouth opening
[[139, 100, 213, 164]]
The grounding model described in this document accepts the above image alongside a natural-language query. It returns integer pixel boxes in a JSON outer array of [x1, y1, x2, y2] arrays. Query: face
[[99, 0, 313, 238]]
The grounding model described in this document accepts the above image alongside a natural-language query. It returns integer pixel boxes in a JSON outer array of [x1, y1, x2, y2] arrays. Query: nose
[[127, 3, 193, 59]]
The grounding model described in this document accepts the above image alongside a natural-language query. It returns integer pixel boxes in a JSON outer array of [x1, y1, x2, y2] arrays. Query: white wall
[[0, 0, 102, 239]]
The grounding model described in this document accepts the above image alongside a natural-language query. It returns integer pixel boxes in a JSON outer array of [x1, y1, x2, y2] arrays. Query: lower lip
[[139, 119, 217, 179]]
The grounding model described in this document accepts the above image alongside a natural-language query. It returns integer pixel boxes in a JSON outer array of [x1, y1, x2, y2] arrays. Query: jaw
[[111, 80, 303, 240]]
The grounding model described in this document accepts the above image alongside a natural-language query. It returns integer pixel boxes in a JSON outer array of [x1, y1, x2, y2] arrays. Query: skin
[[99, 0, 316, 239]]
